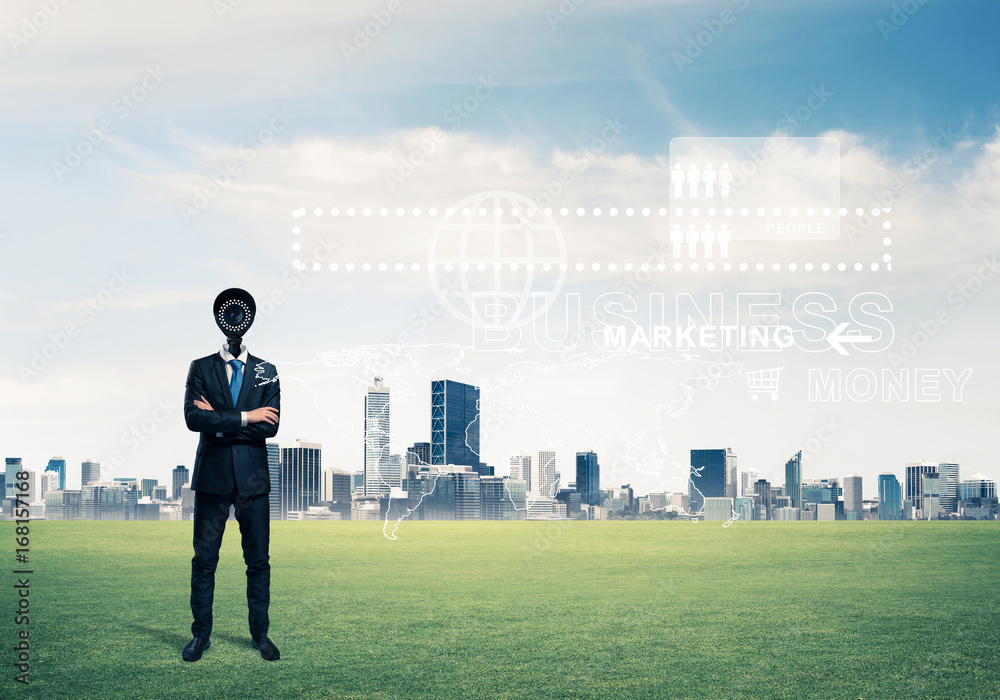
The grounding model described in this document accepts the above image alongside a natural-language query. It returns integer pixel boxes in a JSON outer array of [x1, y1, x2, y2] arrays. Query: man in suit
[[182, 289, 281, 662]]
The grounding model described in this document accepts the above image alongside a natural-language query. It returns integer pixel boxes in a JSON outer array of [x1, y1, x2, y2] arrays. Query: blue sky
[[2, 0, 999, 499]]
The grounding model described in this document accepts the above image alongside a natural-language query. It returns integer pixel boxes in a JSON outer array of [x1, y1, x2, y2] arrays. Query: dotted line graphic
[[289, 206, 893, 273]]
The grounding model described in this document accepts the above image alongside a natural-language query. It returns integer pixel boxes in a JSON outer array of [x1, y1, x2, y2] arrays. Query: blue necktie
[[229, 360, 244, 408]]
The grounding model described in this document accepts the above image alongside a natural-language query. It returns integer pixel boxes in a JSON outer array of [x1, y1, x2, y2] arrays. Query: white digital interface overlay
[[283, 137, 974, 536]]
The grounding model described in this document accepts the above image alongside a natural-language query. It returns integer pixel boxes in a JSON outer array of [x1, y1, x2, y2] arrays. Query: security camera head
[[213, 288, 256, 356]]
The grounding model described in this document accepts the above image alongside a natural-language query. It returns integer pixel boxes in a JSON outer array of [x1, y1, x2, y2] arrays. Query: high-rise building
[[365, 376, 392, 497], [280, 440, 322, 520], [703, 497, 733, 521], [140, 478, 158, 499], [689, 448, 736, 513], [509, 454, 532, 492], [921, 474, 940, 520], [44, 489, 82, 520], [959, 474, 997, 501], [878, 473, 902, 520], [40, 471, 59, 498], [785, 450, 802, 510], [267, 442, 281, 520], [152, 485, 167, 501], [575, 451, 600, 506], [937, 462, 959, 515], [46, 457, 67, 490], [321, 468, 352, 519], [740, 470, 759, 496], [754, 479, 772, 521], [5, 457, 23, 500], [351, 471, 364, 494], [905, 461, 938, 509], [537, 450, 557, 498], [430, 379, 492, 476], [843, 474, 863, 520], [81, 459, 102, 488], [733, 497, 755, 522], [454, 470, 481, 520], [406, 442, 431, 473], [172, 465, 189, 500]]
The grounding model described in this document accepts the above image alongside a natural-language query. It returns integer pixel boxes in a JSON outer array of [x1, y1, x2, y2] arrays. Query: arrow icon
[[826, 322, 873, 356]]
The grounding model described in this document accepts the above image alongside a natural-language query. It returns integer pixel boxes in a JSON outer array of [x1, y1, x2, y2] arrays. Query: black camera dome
[[213, 288, 256, 338]]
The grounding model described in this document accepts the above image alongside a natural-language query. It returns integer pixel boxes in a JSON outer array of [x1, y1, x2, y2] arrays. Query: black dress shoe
[[182, 637, 210, 662], [251, 635, 280, 661]]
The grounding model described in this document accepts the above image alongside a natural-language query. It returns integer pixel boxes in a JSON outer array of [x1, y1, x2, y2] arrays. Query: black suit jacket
[[183, 352, 280, 496]]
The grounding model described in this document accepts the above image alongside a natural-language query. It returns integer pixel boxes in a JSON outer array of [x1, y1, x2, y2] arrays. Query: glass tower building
[[430, 379, 492, 476], [365, 376, 392, 497], [46, 457, 67, 490], [878, 473, 902, 520], [575, 451, 600, 506], [266, 443, 281, 520], [280, 440, 322, 520], [784, 450, 802, 510], [690, 448, 736, 513]]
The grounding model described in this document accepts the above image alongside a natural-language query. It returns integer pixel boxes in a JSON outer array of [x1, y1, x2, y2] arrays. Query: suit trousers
[[190, 485, 270, 639]]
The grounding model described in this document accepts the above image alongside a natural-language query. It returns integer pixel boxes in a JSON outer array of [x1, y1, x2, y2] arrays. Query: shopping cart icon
[[747, 367, 784, 401]]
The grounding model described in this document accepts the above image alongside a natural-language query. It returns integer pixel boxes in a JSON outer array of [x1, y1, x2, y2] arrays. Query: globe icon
[[427, 191, 567, 328]]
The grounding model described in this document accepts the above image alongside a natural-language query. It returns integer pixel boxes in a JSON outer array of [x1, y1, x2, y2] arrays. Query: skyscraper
[[81, 459, 102, 488], [406, 442, 431, 473], [365, 376, 391, 497], [905, 461, 937, 509], [785, 450, 802, 510], [843, 474, 863, 520], [267, 442, 281, 520], [959, 474, 997, 501], [509, 453, 532, 492], [537, 450, 557, 498], [280, 440, 322, 520], [46, 457, 67, 490], [740, 470, 759, 496], [878, 473, 902, 520], [430, 379, 492, 476], [937, 462, 959, 515], [140, 478, 158, 499], [575, 451, 600, 506], [689, 448, 736, 513], [754, 479, 772, 521], [172, 465, 189, 500], [5, 457, 22, 501], [921, 473, 940, 519]]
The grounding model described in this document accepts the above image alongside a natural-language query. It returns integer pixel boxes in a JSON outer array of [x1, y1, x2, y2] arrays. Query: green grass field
[[3, 520, 998, 699]]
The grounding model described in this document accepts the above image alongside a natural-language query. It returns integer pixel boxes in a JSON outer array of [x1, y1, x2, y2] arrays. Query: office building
[[140, 478, 158, 499], [406, 442, 431, 473], [703, 497, 733, 521], [785, 450, 802, 510], [754, 479, 772, 521], [44, 489, 82, 520], [172, 465, 189, 500], [959, 474, 997, 501], [40, 471, 59, 498], [510, 454, 532, 491], [280, 440, 322, 520], [733, 497, 755, 522], [937, 462, 959, 515], [921, 473, 940, 519], [5, 457, 22, 500], [365, 376, 392, 497], [81, 459, 102, 488], [843, 474, 863, 520], [878, 473, 902, 520], [266, 442, 281, 520], [905, 461, 938, 509], [689, 448, 736, 512], [454, 470, 481, 520], [321, 468, 352, 519], [537, 450, 557, 498], [575, 451, 600, 506], [774, 506, 800, 521], [740, 470, 759, 496], [46, 457, 67, 490], [430, 379, 492, 476]]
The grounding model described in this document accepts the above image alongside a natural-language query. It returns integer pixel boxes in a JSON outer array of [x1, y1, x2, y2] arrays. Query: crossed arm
[[183, 360, 280, 438]]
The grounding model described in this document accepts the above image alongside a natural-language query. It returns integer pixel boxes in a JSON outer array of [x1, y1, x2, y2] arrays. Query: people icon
[[703, 164, 716, 199], [686, 223, 699, 258], [701, 225, 715, 258], [718, 223, 731, 258], [670, 223, 683, 258], [686, 163, 700, 198], [719, 163, 733, 199], [671, 164, 684, 199]]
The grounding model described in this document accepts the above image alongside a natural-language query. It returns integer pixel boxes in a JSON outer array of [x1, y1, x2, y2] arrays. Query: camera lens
[[226, 306, 245, 326]]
